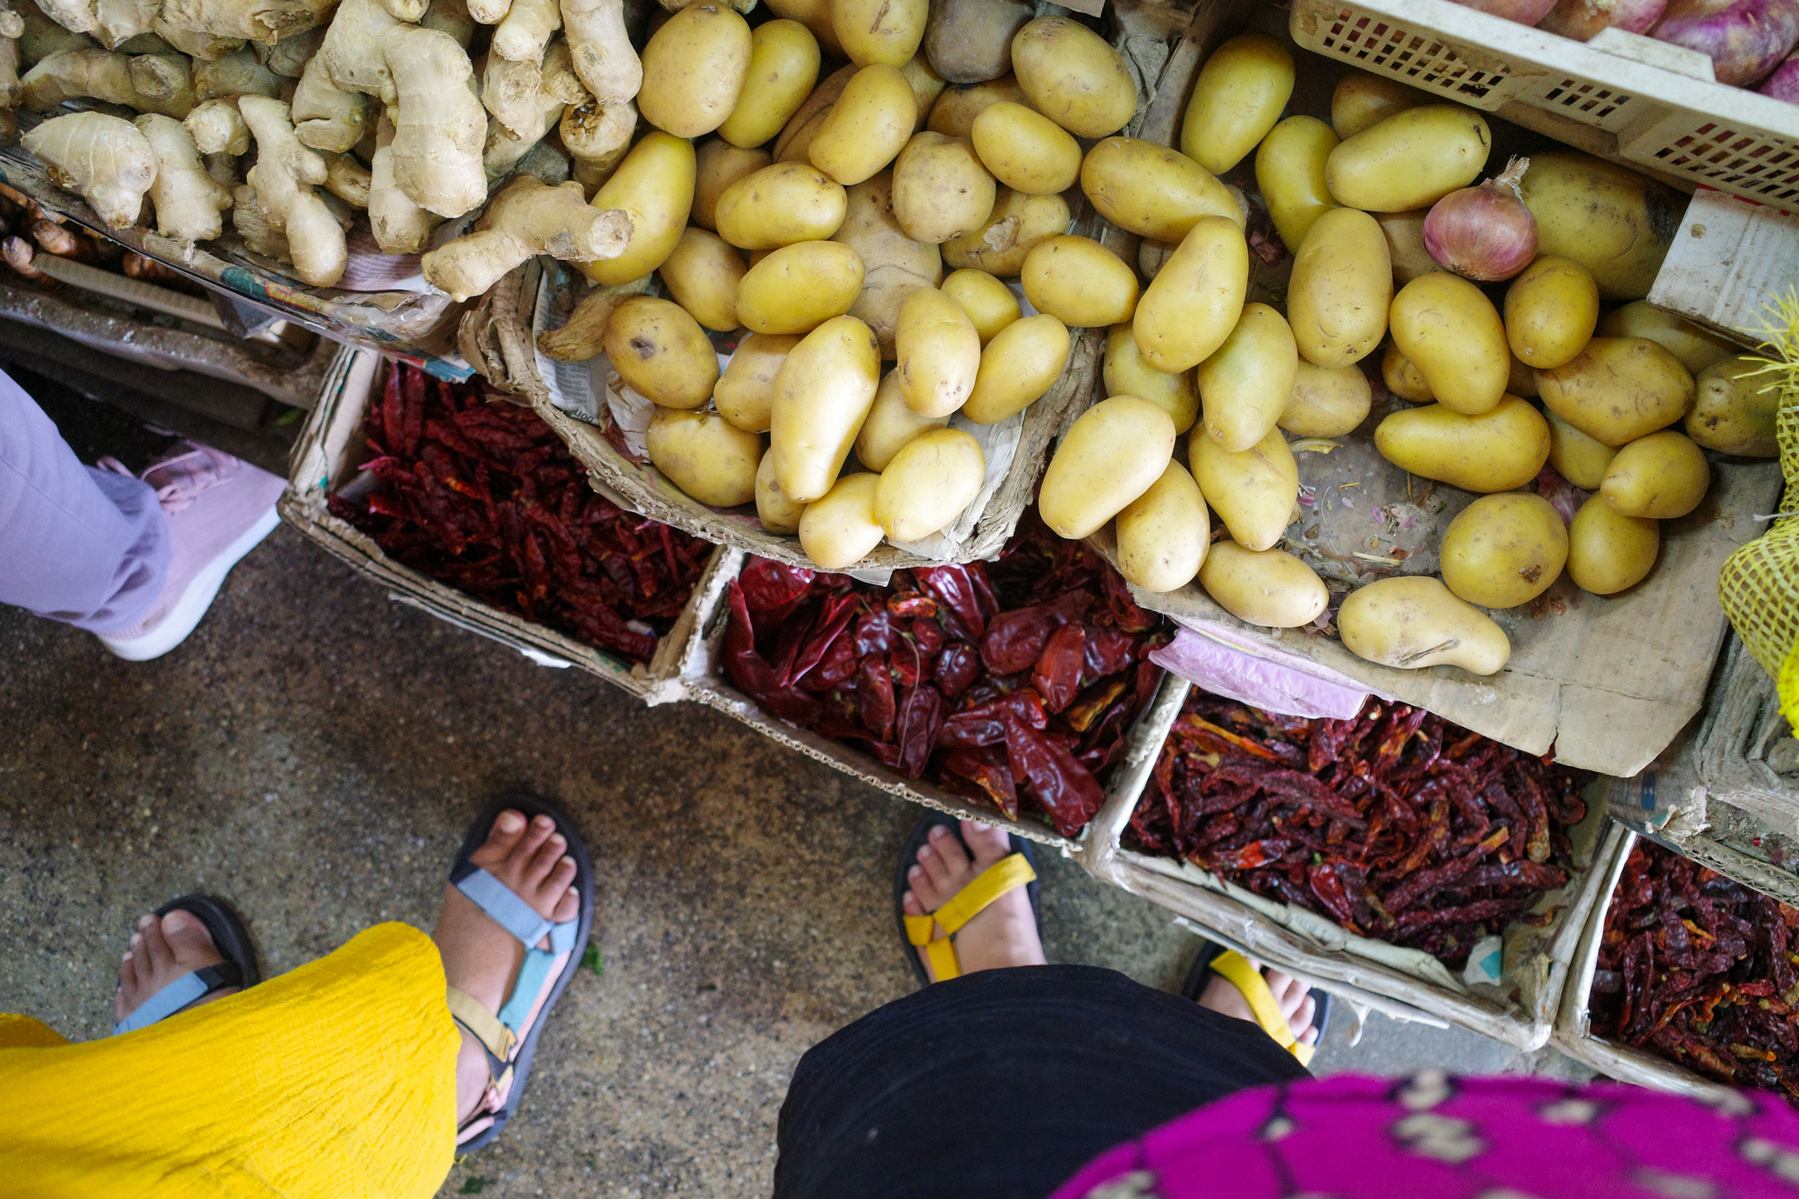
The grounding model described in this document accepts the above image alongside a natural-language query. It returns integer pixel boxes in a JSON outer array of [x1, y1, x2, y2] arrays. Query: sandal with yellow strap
[[1183, 940, 1331, 1068], [896, 812, 1041, 986]]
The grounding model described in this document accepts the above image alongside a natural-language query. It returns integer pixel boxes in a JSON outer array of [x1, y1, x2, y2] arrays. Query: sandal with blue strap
[[113, 894, 260, 1036]]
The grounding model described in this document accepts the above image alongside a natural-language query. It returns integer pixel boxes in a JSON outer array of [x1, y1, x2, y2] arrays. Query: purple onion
[[1450, 0, 1562, 24], [1538, 0, 1669, 40], [1760, 46, 1799, 95], [1422, 157, 1540, 282], [1651, 0, 1799, 86]]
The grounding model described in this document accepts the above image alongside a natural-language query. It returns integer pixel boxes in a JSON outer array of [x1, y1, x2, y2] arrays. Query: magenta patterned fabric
[[1049, 1072, 1799, 1199]]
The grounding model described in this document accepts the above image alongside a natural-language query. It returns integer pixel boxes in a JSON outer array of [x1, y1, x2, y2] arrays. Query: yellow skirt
[[0, 922, 459, 1199]]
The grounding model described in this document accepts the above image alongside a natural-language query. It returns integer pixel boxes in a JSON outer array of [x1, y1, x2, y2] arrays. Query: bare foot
[[903, 819, 1045, 981], [114, 909, 238, 1025], [1197, 957, 1320, 1049], [432, 809, 580, 1123]]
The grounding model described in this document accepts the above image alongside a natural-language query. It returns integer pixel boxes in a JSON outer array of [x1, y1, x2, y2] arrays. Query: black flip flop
[[112, 894, 259, 1035], [894, 810, 1042, 988], [1183, 938, 1332, 1059]]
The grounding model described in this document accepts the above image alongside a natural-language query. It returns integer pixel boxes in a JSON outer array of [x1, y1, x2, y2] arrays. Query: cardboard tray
[[280, 345, 731, 699]]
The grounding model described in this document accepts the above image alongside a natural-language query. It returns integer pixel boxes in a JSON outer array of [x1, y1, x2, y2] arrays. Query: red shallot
[[1538, 0, 1669, 40], [1760, 46, 1799, 95], [1422, 157, 1539, 282], [1450, 0, 1560, 24], [1650, 0, 1799, 85]]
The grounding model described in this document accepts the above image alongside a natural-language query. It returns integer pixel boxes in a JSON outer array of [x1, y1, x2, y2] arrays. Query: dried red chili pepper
[[1032, 622, 1086, 714], [915, 564, 987, 639], [741, 557, 815, 611], [1002, 713, 1106, 838], [936, 642, 980, 699]]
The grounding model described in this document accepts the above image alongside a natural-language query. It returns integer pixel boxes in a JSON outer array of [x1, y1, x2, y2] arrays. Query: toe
[[907, 863, 944, 911], [525, 832, 567, 889], [471, 809, 529, 866], [960, 819, 1012, 868], [117, 949, 138, 998], [140, 916, 176, 974], [547, 854, 578, 897], [551, 884, 580, 924], [902, 890, 926, 917], [928, 825, 973, 878], [513, 814, 556, 864], [917, 840, 959, 896], [1291, 993, 1316, 1039]]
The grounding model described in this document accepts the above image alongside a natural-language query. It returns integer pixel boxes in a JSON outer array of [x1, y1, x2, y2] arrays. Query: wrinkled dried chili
[[721, 510, 1169, 836], [1130, 689, 1590, 964], [328, 362, 712, 665]]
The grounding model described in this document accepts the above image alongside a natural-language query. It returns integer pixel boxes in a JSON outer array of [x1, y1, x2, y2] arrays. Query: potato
[[1689, 356, 1781, 456], [718, 20, 821, 150], [892, 287, 980, 418], [755, 446, 807, 533], [1080, 136, 1244, 243], [1255, 116, 1339, 254], [1330, 71, 1423, 140], [1390, 272, 1508, 415], [924, 0, 1033, 84], [637, 5, 753, 139], [1280, 361, 1371, 437], [604, 296, 719, 410], [1133, 215, 1249, 373], [941, 186, 1070, 275], [1375, 209, 1435, 286], [583, 132, 696, 285], [775, 63, 854, 162], [832, 171, 943, 357], [770, 314, 882, 502], [735, 240, 866, 335], [1116, 461, 1208, 592], [1337, 576, 1510, 675], [714, 160, 847, 250], [1381, 342, 1433, 404], [1198, 540, 1328, 628], [1535, 336, 1695, 446], [1600, 429, 1710, 519], [1010, 16, 1137, 138], [928, 74, 1031, 139], [716, 332, 799, 432], [1374, 395, 1551, 492], [1192, 424, 1297, 551], [1439, 492, 1568, 608], [1568, 494, 1659, 594], [942, 268, 1020, 344], [1504, 256, 1598, 371], [1021, 234, 1139, 328], [1196, 302, 1298, 452], [973, 101, 1081, 196], [694, 141, 771, 232], [1179, 32, 1294, 176], [799, 472, 884, 567], [1545, 410, 1616, 489], [891, 131, 996, 243], [645, 408, 760, 507], [856, 368, 951, 470], [655, 227, 746, 333], [901, 56, 949, 133], [764, 0, 843, 57], [962, 313, 1070, 423], [1038, 396, 1177, 538], [809, 64, 916, 186], [1286, 207, 1389, 368], [1519, 151, 1682, 301], [832, 0, 926, 67], [1599, 301, 1739, 374], [1325, 105, 1491, 213], [876, 427, 986, 540], [1105, 323, 1197, 434]]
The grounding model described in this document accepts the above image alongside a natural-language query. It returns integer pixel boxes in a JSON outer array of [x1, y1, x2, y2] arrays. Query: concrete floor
[[1, 397, 1587, 1198]]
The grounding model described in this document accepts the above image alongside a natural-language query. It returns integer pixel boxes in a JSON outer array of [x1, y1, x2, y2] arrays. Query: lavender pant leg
[[0, 369, 170, 633]]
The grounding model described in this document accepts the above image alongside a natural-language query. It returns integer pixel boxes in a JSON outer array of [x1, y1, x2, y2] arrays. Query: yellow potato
[[1179, 32, 1294, 176], [1600, 429, 1710, 519], [1545, 410, 1616, 489], [962, 313, 1070, 423], [941, 187, 1069, 275], [1338, 576, 1511, 675], [774, 63, 854, 162], [1326, 105, 1491, 213], [928, 74, 1031, 139], [1132, 215, 1249, 373], [645, 408, 761, 507], [1192, 424, 1297, 551], [1255, 115, 1339, 254], [764, 0, 843, 57], [832, 170, 943, 357], [891, 131, 996, 244], [894, 287, 980, 417], [1105, 323, 1197, 434], [1115, 460, 1209, 593], [1330, 71, 1423, 140], [832, 0, 926, 67], [1599, 301, 1739, 374], [1375, 209, 1435, 286], [1021, 234, 1139, 328], [583, 132, 696, 285], [856, 368, 951, 470], [1381, 342, 1433, 404], [1080, 136, 1244, 243], [694, 140, 771, 232], [714, 160, 847, 250], [809, 64, 916, 186], [718, 19, 821, 150], [1010, 15, 1137, 138], [1286, 207, 1389, 369], [798, 472, 885, 567], [1567, 494, 1659, 594], [1689, 356, 1781, 456], [658, 227, 747, 332], [969, 101, 1080, 196], [770, 314, 882, 502], [1504, 256, 1598, 371], [875, 427, 986, 540], [735, 240, 866, 335], [755, 446, 807, 534], [604, 296, 719, 410], [1279, 361, 1371, 437], [942, 268, 1021, 344], [1038, 395, 1177, 538], [716, 332, 799, 433], [637, 5, 754, 139], [1374, 395, 1551, 493], [1519, 151, 1682, 301], [900, 56, 948, 133], [1389, 272, 1508, 414], [1196, 302, 1298, 452], [1439, 492, 1568, 608], [1535, 336, 1695, 446], [1198, 540, 1328, 628]]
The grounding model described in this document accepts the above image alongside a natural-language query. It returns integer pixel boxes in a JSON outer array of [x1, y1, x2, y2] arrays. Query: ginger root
[[136, 111, 230, 239], [483, 36, 578, 176], [420, 0, 472, 43], [21, 110, 156, 226], [192, 45, 282, 97], [491, 0, 554, 61], [421, 173, 629, 301], [185, 93, 246, 151], [92, 0, 158, 48], [253, 23, 320, 72], [22, 46, 195, 116], [152, 19, 243, 59], [561, 94, 630, 195], [366, 110, 435, 252], [537, 272, 649, 360], [482, 51, 541, 140], [157, 0, 334, 46], [559, 0, 635, 104], [384, 23, 485, 217], [237, 94, 344, 284], [320, 147, 368, 205], [466, 0, 508, 25]]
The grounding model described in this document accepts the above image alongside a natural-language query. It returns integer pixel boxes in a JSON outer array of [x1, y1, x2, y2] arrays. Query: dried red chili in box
[[1590, 841, 1799, 1104], [720, 509, 1170, 837], [1129, 688, 1590, 965], [327, 362, 712, 665]]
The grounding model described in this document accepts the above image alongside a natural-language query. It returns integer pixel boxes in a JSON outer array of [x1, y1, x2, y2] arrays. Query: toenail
[[498, 811, 525, 831], [550, 833, 566, 847], [560, 854, 574, 866], [908, 865, 923, 877], [534, 816, 553, 828], [930, 826, 949, 838], [139, 915, 155, 926]]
